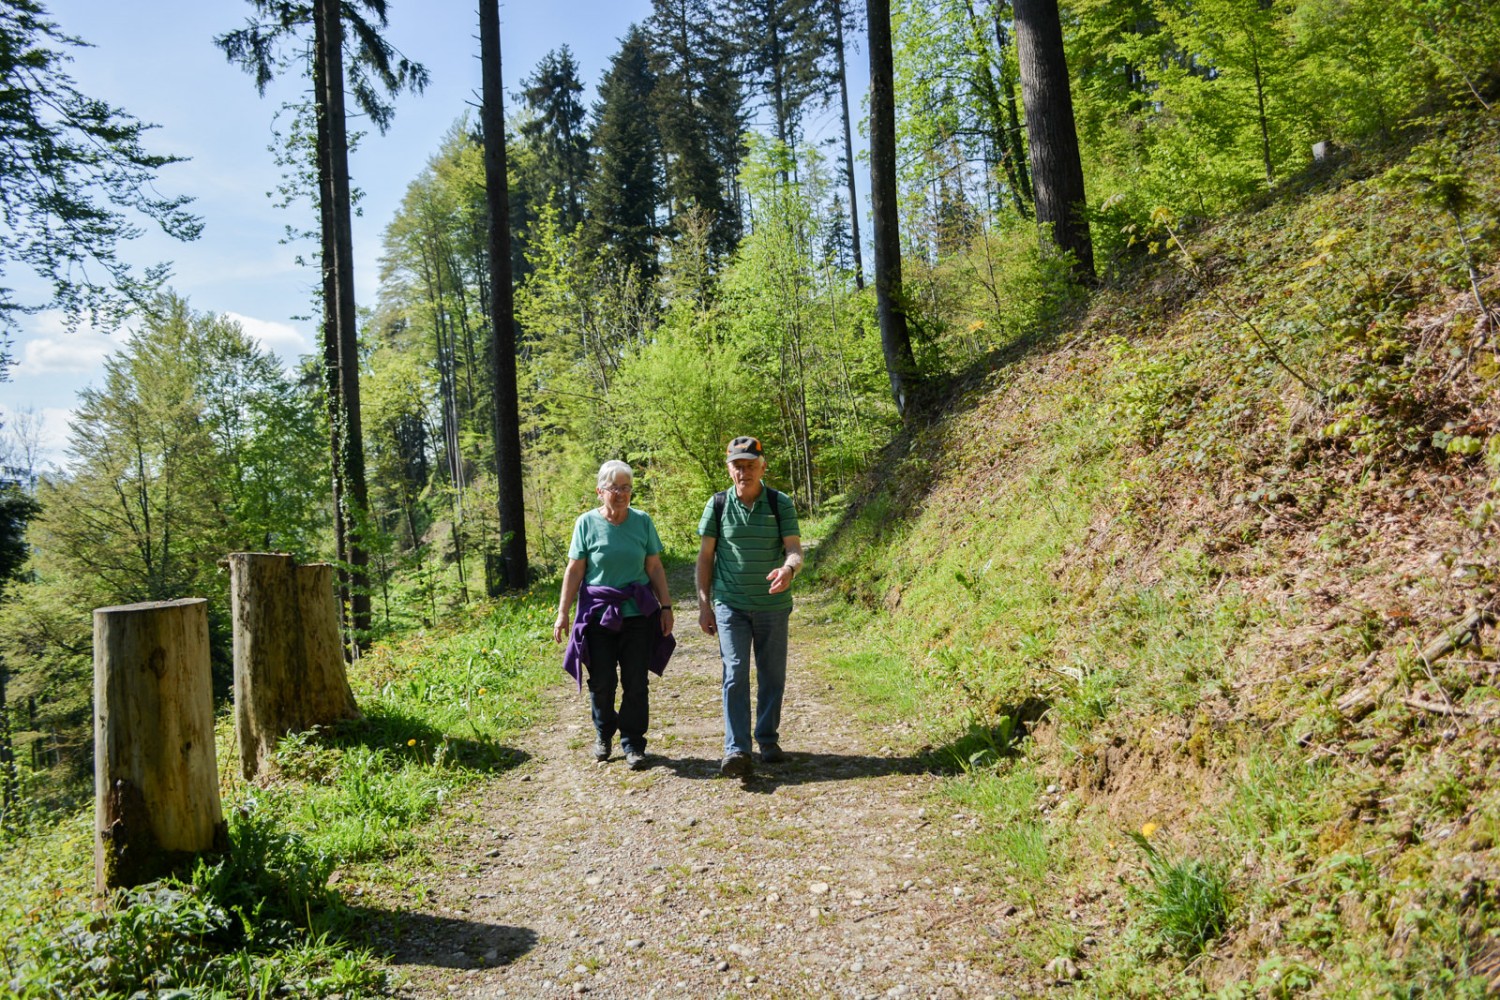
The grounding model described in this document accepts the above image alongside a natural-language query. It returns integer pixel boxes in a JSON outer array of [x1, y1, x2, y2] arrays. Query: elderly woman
[[553, 460, 676, 770]]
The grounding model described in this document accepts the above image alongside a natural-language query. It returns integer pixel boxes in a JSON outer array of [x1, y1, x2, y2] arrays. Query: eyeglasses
[[600, 484, 632, 495]]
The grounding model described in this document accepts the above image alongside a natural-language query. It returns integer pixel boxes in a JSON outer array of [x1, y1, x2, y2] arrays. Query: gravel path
[[371, 592, 1021, 999]]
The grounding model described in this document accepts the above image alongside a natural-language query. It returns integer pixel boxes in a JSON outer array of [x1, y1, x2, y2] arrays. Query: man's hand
[[767, 565, 795, 594], [699, 605, 717, 635]]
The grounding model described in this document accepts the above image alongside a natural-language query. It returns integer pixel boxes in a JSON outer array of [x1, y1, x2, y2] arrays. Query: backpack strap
[[714, 487, 787, 550], [765, 487, 785, 541]]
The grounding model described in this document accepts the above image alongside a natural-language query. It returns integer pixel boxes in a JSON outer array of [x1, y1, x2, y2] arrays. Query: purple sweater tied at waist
[[563, 582, 676, 688]]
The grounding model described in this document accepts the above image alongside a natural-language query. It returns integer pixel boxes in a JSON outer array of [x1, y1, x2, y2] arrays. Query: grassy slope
[[816, 114, 1500, 996]]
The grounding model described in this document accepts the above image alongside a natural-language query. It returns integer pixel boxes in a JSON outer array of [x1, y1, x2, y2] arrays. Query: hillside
[[815, 113, 1500, 993], [4, 112, 1497, 999]]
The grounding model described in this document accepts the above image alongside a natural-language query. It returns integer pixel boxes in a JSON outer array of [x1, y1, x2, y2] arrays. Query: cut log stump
[[229, 553, 361, 780], [94, 598, 226, 893]]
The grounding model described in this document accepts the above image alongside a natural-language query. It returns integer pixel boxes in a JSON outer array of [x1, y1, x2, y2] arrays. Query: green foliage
[[194, 800, 337, 935], [0, 0, 201, 343], [247, 592, 552, 863], [1127, 830, 1231, 956], [0, 810, 382, 998], [2, 586, 557, 993]]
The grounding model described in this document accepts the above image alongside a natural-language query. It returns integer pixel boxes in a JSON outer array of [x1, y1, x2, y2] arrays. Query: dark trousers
[[584, 616, 652, 755]]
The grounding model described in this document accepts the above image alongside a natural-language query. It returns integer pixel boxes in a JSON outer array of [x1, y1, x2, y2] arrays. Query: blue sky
[[5, 0, 665, 467]]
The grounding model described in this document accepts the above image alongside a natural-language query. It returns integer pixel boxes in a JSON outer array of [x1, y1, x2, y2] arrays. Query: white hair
[[596, 460, 634, 489]]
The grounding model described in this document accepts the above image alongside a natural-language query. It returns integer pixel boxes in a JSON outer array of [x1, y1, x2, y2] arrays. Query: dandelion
[[478, 687, 488, 696], [1141, 821, 1159, 838], [407, 739, 417, 747]]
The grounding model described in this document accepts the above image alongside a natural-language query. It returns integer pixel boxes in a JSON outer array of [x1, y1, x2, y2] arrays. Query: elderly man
[[696, 436, 804, 778]]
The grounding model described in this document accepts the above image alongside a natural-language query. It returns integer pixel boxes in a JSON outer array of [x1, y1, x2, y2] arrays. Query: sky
[[3, 0, 680, 469]]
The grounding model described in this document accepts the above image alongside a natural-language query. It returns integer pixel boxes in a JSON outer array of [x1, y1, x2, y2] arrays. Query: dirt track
[[368, 590, 1025, 999]]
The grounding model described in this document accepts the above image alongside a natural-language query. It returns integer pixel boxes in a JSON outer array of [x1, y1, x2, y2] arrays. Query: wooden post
[[229, 553, 360, 780], [94, 598, 225, 893]]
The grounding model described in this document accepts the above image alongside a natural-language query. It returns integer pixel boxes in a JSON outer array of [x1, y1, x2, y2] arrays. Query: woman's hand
[[661, 608, 675, 636], [552, 612, 570, 644]]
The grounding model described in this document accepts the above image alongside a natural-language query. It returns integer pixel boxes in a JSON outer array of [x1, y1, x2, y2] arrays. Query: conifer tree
[[727, 0, 833, 160], [218, 0, 427, 642], [827, 0, 865, 286], [520, 46, 590, 234], [866, 0, 918, 415], [585, 26, 663, 283], [480, 0, 527, 591], [0, 0, 202, 358], [646, 0, 747, 259]]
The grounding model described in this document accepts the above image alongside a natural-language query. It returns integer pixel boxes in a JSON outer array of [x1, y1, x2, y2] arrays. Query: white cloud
[[225, 312, 313, 370], [14, 312, 128, 376]]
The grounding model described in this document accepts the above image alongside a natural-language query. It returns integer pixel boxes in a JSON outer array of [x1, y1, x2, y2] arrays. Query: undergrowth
[[0, 587, 557, 996], [818, 111, 1500, 994]]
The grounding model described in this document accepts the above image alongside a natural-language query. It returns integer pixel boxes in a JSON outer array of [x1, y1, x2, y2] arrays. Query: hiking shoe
[[592, 737, 611, 762], [625, 750, 648, 771], [720, 752, 753, 779], [759, 743, 785, 764]]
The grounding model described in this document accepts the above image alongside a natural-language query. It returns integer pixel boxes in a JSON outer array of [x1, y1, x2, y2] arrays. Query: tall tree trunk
[[313, 7, 349, 635], [0, 654, 13, 814], [866, 0, 918, 417], [1013, 0, 1094, 281], [481, 0, 529, 592], [830, 0, 865, 287], [315, 0, 371, 642], [992, 1, 1035, 209]]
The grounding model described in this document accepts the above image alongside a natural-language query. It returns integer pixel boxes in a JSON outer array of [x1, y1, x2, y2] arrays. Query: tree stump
[[229, 553, 360, 780], [94, 598, 226, 893]]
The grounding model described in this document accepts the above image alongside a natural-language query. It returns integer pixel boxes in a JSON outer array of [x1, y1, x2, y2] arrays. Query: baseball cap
[[726, 436, 764, 461]]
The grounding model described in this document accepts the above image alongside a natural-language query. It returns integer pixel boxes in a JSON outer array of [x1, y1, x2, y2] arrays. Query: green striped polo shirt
[[697, 487, 800, 612]]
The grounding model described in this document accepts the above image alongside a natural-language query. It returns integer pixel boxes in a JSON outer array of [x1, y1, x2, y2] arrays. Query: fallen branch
[[1415, 607, 1494, 668], [1401, 695, 1499, 722]]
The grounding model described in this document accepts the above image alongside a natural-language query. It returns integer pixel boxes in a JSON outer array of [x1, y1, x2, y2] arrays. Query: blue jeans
[[584, 616, 651, 755], [714, 603, 790, 756]]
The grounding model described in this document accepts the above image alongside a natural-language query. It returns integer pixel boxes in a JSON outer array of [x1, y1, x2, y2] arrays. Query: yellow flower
[[1141, 821, 1159, 838], [478, 687, 488, 696], [407, 739, 417, 747]]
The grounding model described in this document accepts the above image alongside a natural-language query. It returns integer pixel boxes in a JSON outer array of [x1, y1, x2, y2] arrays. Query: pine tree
[[218, 0, 427, 642], [0, 0, 202, 355], [646, 0, 747, 259], [866, 0, 917, 415], [585, 26, 663, 283], [520, 46, 590, 233], [480, 0, 528, 591], [727, 0, 833, 159]]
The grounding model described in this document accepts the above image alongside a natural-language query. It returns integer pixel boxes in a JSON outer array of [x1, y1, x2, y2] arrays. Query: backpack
[[712, 487, 787, 550]]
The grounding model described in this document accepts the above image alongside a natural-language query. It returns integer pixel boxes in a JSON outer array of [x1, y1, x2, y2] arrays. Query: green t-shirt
[[697, 488, 800, 612], [568, 508, 664, 617]]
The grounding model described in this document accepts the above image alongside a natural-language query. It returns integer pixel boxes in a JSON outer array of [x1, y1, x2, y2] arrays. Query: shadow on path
[[346, 903, 538, 969], [322, 706, 532, 775], [657, 750, 935, 790]]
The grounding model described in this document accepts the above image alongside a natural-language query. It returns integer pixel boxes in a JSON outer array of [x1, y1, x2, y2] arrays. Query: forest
[[1, 0, 1499, 994]]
